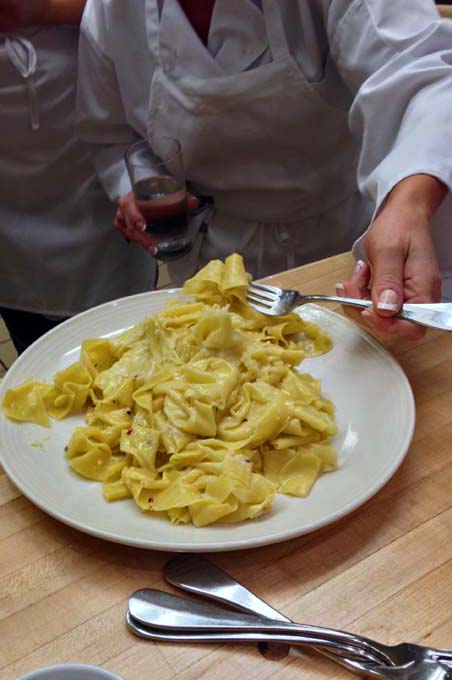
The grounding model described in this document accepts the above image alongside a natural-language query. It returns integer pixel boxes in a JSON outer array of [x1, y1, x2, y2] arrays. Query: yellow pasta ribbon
[[1, 254, 337, 526]]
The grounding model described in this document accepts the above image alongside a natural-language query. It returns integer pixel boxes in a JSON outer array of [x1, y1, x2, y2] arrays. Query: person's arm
[[76, 1, 139, 201], [77, 0, 199, 255], [325, 0, 452, 338], [77, 0, 193, 255], [0, 0, 86, 28], [76, 2, 154, 250]]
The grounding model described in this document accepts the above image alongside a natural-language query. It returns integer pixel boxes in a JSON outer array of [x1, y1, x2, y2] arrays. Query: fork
[[164, 553, 368, 663], [352, 659, 452, 679], [162, 555, 452, 674], [127, 589, 389, 671], [246, 282, 452, 331], [126, 613, 452, 680], [128, 587, 452, 671]]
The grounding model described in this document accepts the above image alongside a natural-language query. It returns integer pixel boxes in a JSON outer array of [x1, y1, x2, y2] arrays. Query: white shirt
[[77, 0, 452, 287], [78, 0, 452, 203], [77, 1, 154, 200]]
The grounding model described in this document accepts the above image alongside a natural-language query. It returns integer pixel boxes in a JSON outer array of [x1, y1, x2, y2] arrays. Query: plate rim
[[0, 290, 415, 552]]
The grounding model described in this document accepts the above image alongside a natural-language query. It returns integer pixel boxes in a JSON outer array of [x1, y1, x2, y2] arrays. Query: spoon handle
[[163, 556, 383, 666], [165, 555, 289, 622], [129, 588, 390, 666], [126, 610, 383, 673], [164, 555, 291, 660]]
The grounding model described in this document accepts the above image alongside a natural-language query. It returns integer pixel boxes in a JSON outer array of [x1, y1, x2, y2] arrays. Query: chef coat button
[[166, 50, 177, 72], [279, 229, 289, 244]]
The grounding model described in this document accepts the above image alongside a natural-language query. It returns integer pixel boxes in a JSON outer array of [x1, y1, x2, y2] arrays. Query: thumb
[[121, 195, 146, 231], [371, 247, 404, 318]]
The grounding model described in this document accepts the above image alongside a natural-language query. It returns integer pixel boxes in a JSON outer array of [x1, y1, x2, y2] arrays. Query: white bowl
[[16, 664, 124, 680]]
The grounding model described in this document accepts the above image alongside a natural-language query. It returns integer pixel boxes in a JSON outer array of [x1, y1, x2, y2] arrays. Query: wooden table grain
[[1, 252, 452, 680], [438, 5, 452, 20]]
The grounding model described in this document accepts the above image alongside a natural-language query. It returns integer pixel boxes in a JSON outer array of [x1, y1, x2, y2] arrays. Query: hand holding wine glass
[[114, 190, 199, 256], [119, 137, 199, 260]]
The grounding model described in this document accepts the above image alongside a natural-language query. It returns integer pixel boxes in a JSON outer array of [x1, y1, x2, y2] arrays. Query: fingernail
[[148, 245, 158, 257], [136, 221, 146, 232], [335, 283, 345, 294], [362, 309, 372, 319], [353, 260, 366, 276], [377, 289, 399, 311]]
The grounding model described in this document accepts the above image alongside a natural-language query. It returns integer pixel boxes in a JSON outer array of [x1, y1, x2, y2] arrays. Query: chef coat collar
[[153, 0, 268, 74], [208, 0, 268, 74]]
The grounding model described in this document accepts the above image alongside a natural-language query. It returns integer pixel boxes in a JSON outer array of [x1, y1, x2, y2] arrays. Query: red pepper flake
[[127, 428, 133, 435]]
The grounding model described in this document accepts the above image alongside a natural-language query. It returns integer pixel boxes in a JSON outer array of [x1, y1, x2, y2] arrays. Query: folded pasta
[[2, 254, 338, 526]]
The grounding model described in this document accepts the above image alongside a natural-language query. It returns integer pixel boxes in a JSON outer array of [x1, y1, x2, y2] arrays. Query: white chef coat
[[77, 0, 452, 291], [0, 26, 156, 317]]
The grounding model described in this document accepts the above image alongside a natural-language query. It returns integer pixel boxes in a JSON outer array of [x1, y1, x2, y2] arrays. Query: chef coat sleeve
[[76, 5, 137, 201], [325, 0, 452, 213]]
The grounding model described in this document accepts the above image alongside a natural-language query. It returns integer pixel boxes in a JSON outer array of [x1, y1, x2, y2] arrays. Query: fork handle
[[307, 295, 449, 331]]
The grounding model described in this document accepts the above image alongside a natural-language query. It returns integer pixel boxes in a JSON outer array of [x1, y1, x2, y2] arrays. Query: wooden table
[[1, 252, 452, 680], [438, 5, 452, 19]]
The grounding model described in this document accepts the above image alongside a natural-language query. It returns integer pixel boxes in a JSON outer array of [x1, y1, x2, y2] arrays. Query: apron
[[0, 27, 155, 317], [146, 0, 373, 283]]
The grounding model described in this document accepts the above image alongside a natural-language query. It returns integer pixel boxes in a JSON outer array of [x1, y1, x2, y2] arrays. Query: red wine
[[134, 176, 191, 258]]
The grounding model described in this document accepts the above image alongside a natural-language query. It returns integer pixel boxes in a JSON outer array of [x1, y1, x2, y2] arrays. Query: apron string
[[5, 35, 39, 131]]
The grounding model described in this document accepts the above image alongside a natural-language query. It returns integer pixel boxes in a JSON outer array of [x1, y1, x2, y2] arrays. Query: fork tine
[[249, 281, 281, 295], [247, 287, 276, 302], [246, 293, 272, 308], [247, 301, 278, 316]]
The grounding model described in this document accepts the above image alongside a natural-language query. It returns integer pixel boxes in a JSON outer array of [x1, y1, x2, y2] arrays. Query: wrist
[[384, 174, 448, 220]]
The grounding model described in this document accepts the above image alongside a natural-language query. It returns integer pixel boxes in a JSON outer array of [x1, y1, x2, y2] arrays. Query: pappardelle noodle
[[2, 255, 338, 526]]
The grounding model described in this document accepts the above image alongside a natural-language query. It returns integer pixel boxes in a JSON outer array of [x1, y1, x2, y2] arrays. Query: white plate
[[0, 291, 415, 552]]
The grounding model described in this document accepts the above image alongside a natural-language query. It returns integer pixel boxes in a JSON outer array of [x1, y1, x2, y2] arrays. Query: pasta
[[2, 254, 338, 526]]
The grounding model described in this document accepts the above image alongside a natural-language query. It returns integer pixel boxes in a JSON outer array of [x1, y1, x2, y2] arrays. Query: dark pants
[[0, 307, 67, 355]]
